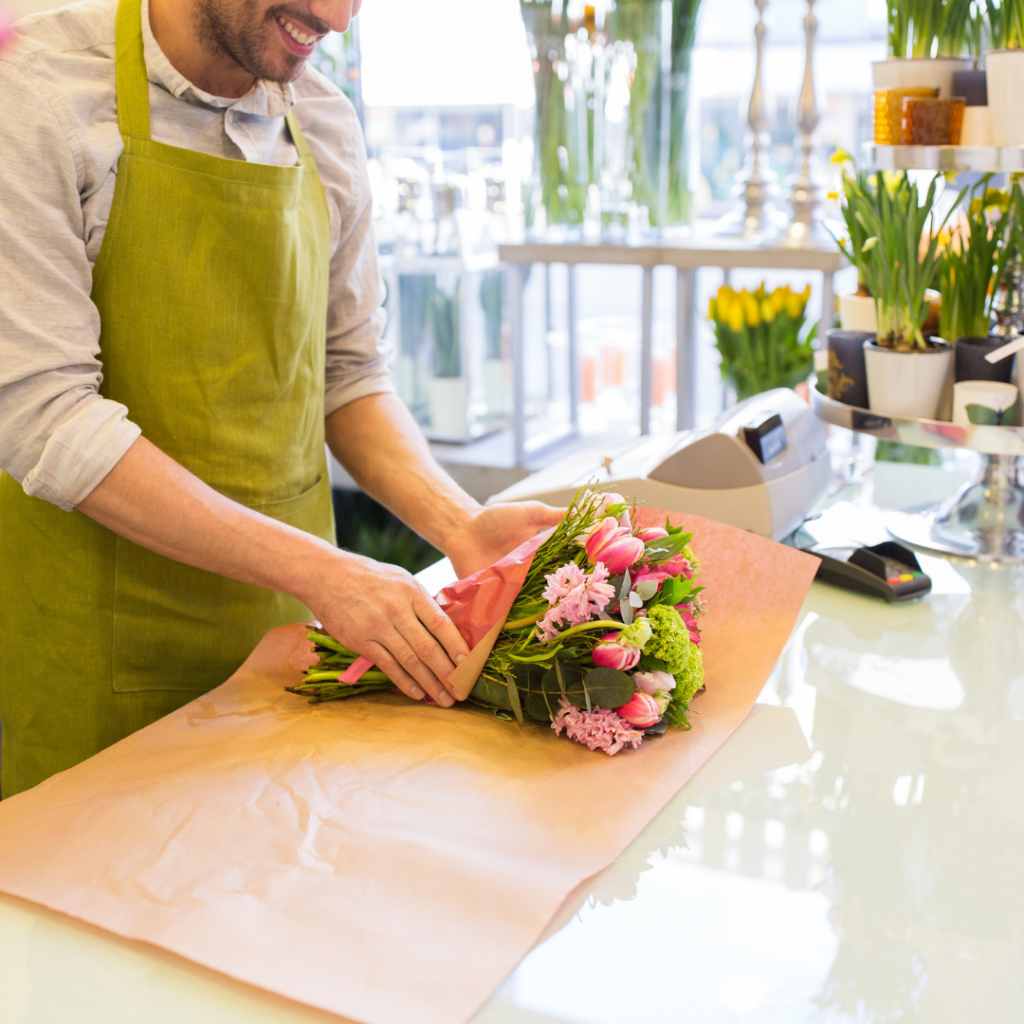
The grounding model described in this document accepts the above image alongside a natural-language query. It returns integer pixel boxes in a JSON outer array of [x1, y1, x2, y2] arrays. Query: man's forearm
[[77, 435, 336, 607], [325, 393, 479, 554]]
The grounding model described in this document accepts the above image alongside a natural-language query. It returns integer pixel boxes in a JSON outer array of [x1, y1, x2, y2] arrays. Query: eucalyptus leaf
[[522, 665, 634, 722], [470, 674, 513, 710]]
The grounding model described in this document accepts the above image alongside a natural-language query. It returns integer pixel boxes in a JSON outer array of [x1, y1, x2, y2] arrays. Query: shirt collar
[[140, 0, 295, 118]]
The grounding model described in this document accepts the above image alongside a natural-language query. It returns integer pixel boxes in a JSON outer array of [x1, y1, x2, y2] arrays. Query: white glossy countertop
[[3, 457, 1021, 1024]]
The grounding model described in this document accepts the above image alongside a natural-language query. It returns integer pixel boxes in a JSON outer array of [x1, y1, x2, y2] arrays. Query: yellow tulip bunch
[[708, 282, 816, 401], [708, 284, 811, 333]]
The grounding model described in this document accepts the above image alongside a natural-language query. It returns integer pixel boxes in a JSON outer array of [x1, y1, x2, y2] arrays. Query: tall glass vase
[[520, 0, 702, 236], [520, 0, 587, 231]]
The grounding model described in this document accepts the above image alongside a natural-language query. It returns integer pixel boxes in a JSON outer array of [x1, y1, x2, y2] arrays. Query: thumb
[[526, 502, 567, 528]]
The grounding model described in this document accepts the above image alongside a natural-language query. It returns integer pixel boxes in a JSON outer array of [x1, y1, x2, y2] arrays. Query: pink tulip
[[585, 517, 645, 574], [616, 692, 661, 728], [592, 634, 641, 671], [632, 669, 676, 695], [636, 526, 669, 542]]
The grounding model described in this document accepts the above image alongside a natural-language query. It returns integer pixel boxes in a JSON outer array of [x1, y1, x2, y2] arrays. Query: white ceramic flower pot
[[864, 340, 953, 420], [871, 57, 973, 98], [839, 294, 877, 332], [960, 106, 994, 146], [427, 376, 467, 437], [986, 50, 1024, 145]]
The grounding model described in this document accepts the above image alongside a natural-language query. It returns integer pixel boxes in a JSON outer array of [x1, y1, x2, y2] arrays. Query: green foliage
[[479, 270, 504, 361], [985, 0, 1024, 49], [939, 177, 1008, 342], [519, 1, 586, 226], [834, 167, 961, 350], [426, 275, 461, 378], [887, 0, 980, 58], [875, 440, 943, 465], [708, 283, 816, 400]]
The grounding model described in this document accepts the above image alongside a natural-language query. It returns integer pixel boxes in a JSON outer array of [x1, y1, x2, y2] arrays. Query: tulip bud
[[616, 692, 661, 728], [592, 634, 641, 672], [585, 517, 646, 574], [636, 526, 669, 542], [632, 670, 676, 695]]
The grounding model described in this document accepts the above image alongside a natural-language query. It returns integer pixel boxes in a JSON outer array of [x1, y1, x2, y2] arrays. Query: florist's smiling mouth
[[274, 12, 321, 53]]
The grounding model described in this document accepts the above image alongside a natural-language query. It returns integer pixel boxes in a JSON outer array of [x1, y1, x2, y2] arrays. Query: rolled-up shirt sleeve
[[305, 91, 393, 417], [0, 59, 140, 511]]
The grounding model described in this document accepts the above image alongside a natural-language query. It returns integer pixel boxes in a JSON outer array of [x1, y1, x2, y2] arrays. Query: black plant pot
[[954, 336, 1014, 383], [826, 329, 872, 408], [952, 69, 987, 107]]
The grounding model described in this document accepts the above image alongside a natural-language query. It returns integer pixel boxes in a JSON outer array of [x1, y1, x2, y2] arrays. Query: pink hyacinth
[[584, 517, 646, 575], [541, 561, 587, 604], [537, 562, 616, 640], [552, 698, 643, 755], [592, 634, 641, 671]]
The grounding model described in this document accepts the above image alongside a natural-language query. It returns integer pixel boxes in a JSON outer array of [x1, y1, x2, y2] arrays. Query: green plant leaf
[[639, 652, 671, 673], [521, 665, 634, 722]]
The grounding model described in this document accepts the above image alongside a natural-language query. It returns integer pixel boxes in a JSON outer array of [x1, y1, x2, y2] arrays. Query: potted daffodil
[[835, 170, 962, 420]]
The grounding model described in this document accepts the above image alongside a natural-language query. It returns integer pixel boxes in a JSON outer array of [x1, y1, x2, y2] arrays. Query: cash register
[[490, 389, 833, 542]]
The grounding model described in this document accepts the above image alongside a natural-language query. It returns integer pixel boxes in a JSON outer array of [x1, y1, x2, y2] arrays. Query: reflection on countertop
[[498, 539, 1024, 1023]]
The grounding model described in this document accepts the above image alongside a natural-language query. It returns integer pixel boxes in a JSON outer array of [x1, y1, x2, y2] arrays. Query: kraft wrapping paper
[[0, 513, 819, 1024]]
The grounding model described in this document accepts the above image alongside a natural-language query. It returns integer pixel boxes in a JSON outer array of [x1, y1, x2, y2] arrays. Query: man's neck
[[148, 0, 256, 99]]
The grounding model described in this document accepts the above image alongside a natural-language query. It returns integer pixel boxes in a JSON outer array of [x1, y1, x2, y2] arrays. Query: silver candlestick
[[776, 0, 833, 246], [717, 0, 786, 238]]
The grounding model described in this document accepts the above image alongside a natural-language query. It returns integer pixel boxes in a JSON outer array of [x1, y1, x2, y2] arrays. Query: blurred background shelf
[[862, 143, 1024, 173]]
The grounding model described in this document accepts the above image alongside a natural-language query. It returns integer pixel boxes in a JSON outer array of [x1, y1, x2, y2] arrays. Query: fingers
[[379, 627, 456, 707], [361, 641, 427, 704], [412, 587, 469, 665]]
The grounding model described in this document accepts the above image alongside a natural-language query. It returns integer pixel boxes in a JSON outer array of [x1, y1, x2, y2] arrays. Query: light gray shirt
[[0, 0, 391, 511]]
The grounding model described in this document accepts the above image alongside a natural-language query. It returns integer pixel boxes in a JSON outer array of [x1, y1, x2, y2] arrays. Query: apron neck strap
[[115, 0, 152, 141], [286, 110, 314, 166]]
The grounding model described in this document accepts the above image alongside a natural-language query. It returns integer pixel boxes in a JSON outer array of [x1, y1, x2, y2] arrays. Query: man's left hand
[[445, 501, 564, 579]]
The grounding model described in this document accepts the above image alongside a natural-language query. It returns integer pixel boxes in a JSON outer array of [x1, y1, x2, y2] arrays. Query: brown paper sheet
[[0, 514, 818, 1024]]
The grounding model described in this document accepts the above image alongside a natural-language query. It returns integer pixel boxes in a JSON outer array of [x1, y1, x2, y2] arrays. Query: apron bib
[[0, 0, 334, 797]]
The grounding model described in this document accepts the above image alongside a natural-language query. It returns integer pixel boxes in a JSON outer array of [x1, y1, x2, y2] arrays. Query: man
[[0, 0, 560, 797]]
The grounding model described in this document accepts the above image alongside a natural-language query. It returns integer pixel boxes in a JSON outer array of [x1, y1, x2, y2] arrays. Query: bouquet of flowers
[[708, 282, 815, 400], [288, 490, 707, 756]]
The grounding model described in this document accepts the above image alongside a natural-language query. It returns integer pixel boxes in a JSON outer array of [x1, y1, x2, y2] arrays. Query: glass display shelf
[[862, 143, 1024, 174], [811, 385, 1024, 563]]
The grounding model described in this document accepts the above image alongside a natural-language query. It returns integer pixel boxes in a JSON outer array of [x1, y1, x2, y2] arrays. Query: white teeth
[[276, 14, 314, 46]]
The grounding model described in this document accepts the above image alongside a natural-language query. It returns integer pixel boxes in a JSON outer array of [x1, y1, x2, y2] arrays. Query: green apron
[[0, 0, 335, 797]]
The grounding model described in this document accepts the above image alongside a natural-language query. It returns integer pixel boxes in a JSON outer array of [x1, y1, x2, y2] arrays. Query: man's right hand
[[77, 437, 471, 706], [306, 551, 470, 707]]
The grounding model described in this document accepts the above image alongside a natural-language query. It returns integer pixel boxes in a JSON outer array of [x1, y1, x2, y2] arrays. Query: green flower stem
[[548, 620, 627, 641], [504, 609, 547, 630], [306, 631, 357, 656]]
